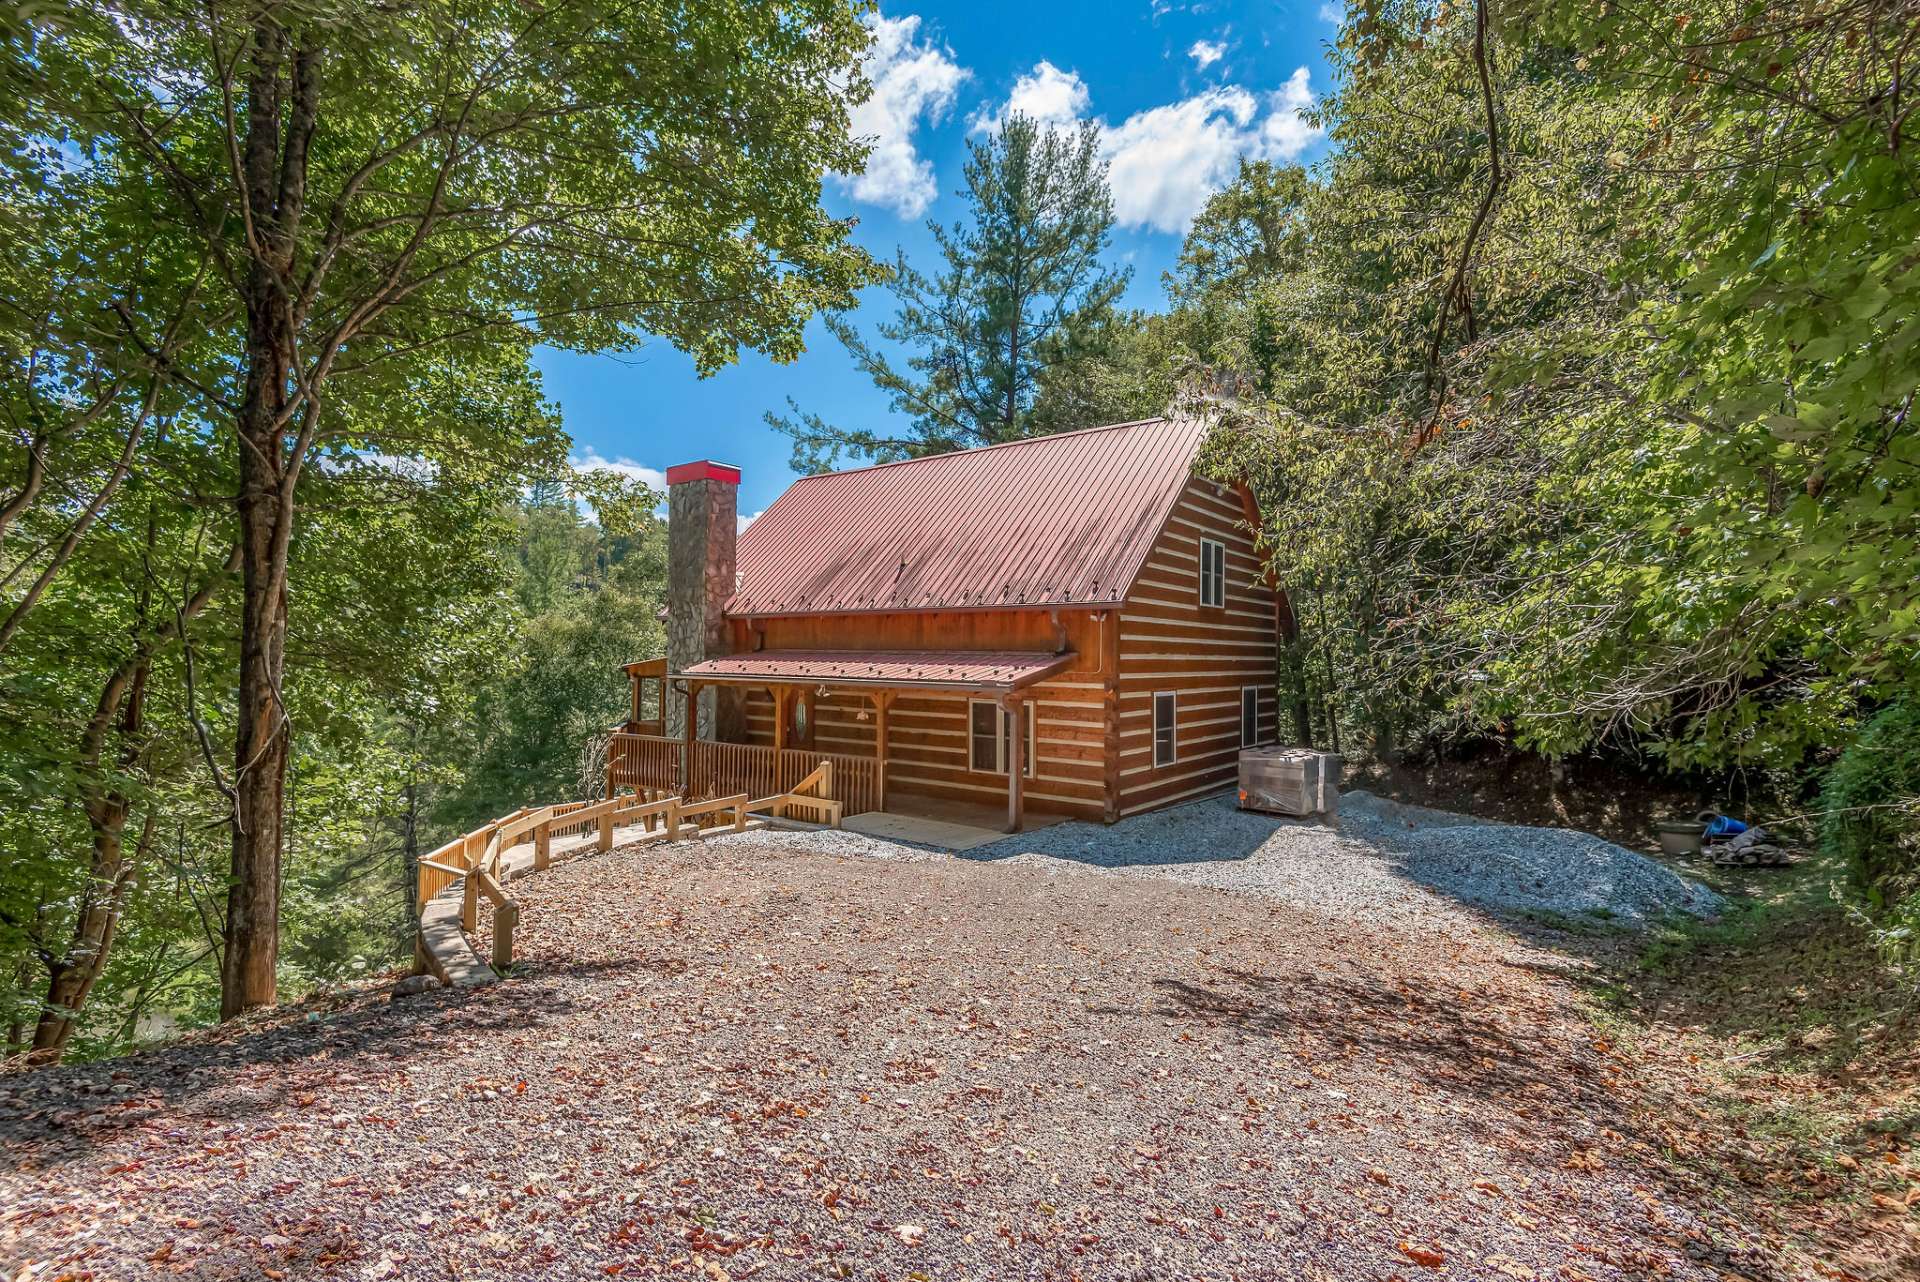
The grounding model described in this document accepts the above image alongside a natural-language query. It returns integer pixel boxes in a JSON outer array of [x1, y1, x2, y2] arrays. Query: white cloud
[[971, 59, 1091, 132], [841, 13, 969, 218], [571, 449, 667, 492], [1188, 39, 1227, 70], [977, 64, 1321, 233], [738, 509, 763, 534], [1318, 3, 1344, 23]]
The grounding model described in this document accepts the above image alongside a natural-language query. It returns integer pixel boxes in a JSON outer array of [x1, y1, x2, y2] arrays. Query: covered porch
[[606, 649, 1076, 833]]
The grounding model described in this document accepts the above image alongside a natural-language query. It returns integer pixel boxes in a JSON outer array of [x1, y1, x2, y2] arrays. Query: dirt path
[[2, 843, 1743, 1280]]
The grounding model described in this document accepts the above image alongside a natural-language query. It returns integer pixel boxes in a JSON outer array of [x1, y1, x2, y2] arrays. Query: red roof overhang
[[675, 648, 1075, 693]]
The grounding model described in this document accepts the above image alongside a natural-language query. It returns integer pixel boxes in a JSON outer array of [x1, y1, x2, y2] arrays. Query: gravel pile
[[1336, 792, 1724, 924], [712, 790, 1721, 930]]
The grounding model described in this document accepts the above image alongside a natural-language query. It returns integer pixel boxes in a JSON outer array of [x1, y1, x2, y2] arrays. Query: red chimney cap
[[665, 460, 741, 486]]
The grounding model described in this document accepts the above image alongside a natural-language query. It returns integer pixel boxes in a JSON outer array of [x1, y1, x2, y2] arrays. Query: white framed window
[[1198, 537, 1226, 607], [1241, 686, 1260, 748], [969, 699, 1035, 776], [1153, 691, 1177, 767]]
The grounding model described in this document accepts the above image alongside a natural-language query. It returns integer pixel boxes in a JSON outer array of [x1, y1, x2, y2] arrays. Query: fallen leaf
[[1398, 1241, 1447, 1269]]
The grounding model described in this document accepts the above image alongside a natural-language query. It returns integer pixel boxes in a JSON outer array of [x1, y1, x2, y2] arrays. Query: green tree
[[1191, 0, 1915, 786], [775, 115, 1132, 469], [0, 365, 545, 1058], [1505, 0, 1920, 752], [5, 0, 882, 1017], [440, 504, 668, 829], [1164, 160, 1310, 398], [1184, 1, 1639, 759]]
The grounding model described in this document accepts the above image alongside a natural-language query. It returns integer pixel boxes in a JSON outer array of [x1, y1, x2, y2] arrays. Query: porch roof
[[676, 648, 1074, 693]]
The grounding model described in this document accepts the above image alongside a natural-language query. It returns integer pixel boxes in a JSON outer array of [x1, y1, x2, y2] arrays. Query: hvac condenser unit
[[1238, 748, 1342, 820]]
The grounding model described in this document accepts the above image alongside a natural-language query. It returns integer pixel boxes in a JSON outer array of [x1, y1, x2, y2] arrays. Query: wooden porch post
[[772, 685, 790, 795], [1003, 693, 1025, 834], [1100, 609, 1121, 824], [683, 680, 700, 797], [871, 691, 893, 812]]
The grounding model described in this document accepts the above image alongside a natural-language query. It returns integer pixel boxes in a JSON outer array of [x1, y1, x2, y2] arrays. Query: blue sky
[[544, 0, 1343, 522]]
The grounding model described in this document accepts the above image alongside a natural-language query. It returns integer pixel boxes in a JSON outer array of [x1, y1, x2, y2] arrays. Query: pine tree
[[774, 115, 1131, 469]]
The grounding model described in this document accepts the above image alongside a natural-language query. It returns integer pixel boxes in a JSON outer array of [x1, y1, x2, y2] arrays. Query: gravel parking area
[[1, 842, 1739, 1281], [708, 790, 1721, 933]]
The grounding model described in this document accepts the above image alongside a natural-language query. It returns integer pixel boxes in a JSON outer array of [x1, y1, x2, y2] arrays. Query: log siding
[[729, 608, 1113, 822], [1117, 475, 1279, 816]]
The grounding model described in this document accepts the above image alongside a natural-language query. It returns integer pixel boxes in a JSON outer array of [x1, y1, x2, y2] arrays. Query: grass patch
[[1564, 846, 1920, 1276], [1511, 905, 1629, 936]]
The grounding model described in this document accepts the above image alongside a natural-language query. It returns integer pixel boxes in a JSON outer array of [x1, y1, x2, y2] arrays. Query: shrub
[[1821, 700, 1920, 910]]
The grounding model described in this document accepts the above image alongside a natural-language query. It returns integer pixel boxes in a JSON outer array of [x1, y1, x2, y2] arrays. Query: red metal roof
[[679, 649, 1074, 690], [728, 417, 1206, 616]]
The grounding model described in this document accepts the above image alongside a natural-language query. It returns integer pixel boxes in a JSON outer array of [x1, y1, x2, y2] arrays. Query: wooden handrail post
[[492, 902, 518, 970], [534, 820, 551, 871], [733, 798, 748, 832], [461, 870, 478, 932], [598, 809, 614, 853], [668, 796, 681, 839]]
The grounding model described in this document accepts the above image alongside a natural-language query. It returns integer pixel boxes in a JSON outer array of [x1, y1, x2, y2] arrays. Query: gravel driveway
[[2, 839, 1744, 1281], [708, 789, 1721, 933]]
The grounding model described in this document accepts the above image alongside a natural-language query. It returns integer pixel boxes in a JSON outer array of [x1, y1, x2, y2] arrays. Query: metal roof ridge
[[780, 416, 1175, 484]]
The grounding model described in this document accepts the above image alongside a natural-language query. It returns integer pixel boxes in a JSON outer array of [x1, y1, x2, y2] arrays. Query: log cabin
[[606, 416, 1286, 832]]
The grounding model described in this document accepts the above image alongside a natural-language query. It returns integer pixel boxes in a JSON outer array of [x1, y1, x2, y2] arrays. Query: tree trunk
[[30, 649, 157, 1063], [219, 18, 311, 1020], [30, 813, 148, 1062], [1275, 589, 1313, 746], [399, 776, 421, 936], [220, 371, 292, 1018]]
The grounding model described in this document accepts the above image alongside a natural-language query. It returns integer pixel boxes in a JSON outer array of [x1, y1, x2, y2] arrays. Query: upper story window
[[1199, 537, 1226, 608]]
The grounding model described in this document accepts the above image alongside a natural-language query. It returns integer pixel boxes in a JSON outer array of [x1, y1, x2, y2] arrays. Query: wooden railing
[[683, 740, 880, 817], [607, 732, 682, 795], [608, 733, 880, 817], [752, 759, 844, 826], [413, 773, 848, 980]]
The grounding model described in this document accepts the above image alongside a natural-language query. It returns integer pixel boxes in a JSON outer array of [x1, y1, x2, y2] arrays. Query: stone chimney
[[665, 460, 743, 742]]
